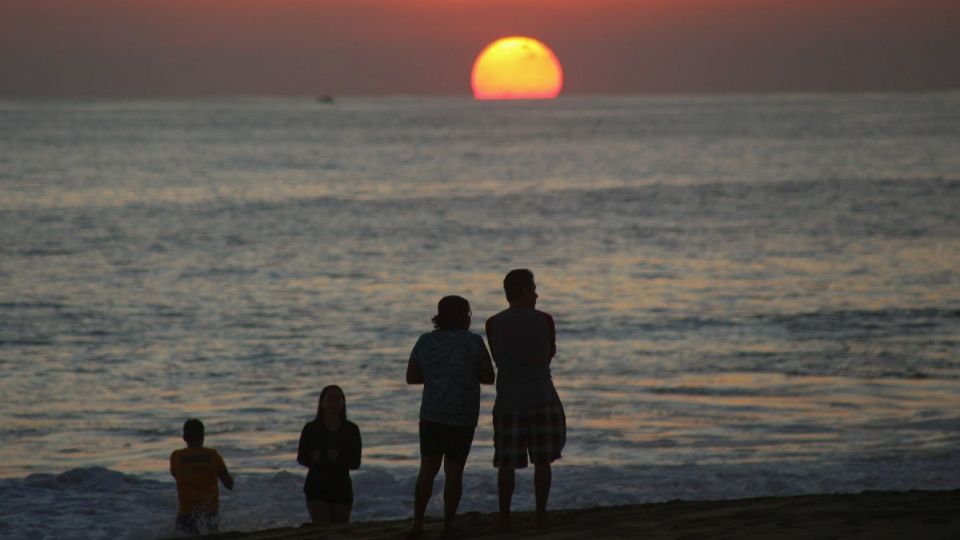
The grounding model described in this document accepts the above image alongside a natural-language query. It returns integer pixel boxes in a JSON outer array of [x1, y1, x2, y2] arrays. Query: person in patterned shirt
[[406, 295, 495, 538]]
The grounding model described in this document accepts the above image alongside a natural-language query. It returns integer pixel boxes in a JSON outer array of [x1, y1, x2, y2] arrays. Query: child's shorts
[[176, 511, 218, 535]]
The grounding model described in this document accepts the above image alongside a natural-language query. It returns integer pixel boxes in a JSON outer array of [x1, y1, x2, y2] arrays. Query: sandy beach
[[194, 489, 960, 540]]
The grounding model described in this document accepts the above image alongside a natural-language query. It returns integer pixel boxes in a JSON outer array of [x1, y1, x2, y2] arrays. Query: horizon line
[[2, 88, 959, 102]]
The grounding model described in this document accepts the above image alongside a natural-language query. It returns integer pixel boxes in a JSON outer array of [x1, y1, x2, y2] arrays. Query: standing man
[[486, 269, 565, 532], [406, 295, 495, 539]]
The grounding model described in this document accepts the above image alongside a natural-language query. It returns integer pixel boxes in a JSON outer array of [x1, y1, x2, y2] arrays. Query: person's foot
[[405, 526, 424, 539], [440, 525, 460, 539], [495, 516, 511, 534], [535, 512, 547, 529]]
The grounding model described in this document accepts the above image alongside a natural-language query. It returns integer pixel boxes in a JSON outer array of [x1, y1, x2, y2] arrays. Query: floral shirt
[[409, 330, 492, 427]]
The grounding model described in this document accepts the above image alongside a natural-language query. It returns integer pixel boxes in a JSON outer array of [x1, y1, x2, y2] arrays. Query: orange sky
[[1, 0, 958, 96]]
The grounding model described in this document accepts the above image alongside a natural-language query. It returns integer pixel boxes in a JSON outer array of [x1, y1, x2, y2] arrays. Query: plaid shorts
[[493, 403, 566, 469]]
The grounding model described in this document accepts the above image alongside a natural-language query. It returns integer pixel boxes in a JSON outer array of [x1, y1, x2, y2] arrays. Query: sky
[[1, 0, 958, 97]]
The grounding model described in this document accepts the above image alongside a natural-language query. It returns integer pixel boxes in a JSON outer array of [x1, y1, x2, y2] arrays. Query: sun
[[471, 36, 563, 100]]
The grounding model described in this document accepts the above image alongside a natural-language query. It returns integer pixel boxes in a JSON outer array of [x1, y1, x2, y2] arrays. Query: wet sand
[[195, 489, 960, 539]]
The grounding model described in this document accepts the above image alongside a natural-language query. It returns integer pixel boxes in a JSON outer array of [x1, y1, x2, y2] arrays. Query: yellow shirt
[[170, 447, 227, 514]]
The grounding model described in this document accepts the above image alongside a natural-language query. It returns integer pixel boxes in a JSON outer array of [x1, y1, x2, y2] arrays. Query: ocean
[[1, 94, 959, 539]]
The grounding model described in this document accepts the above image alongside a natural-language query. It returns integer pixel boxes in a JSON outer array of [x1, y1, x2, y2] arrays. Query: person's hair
[[182, 419, 204, 441], [316, 384, 347, 422], [431, 295, 471, 330], [503, 269, 535, 302]]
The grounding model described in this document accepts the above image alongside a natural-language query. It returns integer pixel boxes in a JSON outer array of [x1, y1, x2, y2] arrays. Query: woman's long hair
[[316, 384, 347, 422]]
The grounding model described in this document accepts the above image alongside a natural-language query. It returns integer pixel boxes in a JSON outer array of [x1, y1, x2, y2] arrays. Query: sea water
[[1, 94, 959, 539]]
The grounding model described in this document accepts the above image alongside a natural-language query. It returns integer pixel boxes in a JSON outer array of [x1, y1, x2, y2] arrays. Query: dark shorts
[[304, 472, 354, 506], [493, 403, 566, 469], [419, 420, 476, 464], [176, 511, 218, 535]]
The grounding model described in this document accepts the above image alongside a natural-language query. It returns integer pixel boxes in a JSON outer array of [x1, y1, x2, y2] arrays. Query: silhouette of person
[[170, 418, 234, 536], [297, 385, 362, 524], [485, 269, 565, 531], [406, 295, 495, 538]]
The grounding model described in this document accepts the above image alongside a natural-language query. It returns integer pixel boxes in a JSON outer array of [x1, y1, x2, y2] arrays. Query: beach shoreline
[[192, 489, 960, 539]]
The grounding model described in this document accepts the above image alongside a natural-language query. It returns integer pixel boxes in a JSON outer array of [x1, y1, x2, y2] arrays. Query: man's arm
[[478, 336, 495, 385], [485, 317, 497, 367]]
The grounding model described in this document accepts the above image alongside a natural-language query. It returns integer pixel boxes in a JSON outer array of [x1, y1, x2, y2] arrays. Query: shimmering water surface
[[1, 95, 959, 538]]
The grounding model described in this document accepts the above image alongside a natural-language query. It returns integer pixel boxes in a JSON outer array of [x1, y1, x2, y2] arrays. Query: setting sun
[[471, 36, 563, 100]]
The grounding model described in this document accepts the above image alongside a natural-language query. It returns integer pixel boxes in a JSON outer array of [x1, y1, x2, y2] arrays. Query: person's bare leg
[[307, 500, 330, 524], [534, 463, 552, 528], [329, 503, 351, 524], [410, 456, 442, 537], [497, 467, 515, 533], [441, 458, 466, 537]]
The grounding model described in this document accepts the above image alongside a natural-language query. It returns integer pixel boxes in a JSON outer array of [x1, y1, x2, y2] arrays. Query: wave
[[758, 307, 960, 335], [646, 385, 801, 398], [4, 454, 959, 539]]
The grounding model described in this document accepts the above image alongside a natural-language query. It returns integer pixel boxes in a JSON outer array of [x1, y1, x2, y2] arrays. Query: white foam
[[4, 454, 959, 539]]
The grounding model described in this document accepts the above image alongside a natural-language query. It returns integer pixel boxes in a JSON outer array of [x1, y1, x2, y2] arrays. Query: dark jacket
[[297, 419, 362, 487]]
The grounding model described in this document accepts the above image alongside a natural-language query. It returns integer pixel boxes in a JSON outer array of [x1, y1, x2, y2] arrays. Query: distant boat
[[317, 95, 335, 104]]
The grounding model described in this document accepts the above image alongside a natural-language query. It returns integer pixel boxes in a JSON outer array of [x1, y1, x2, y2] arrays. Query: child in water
[[170, 419, 234, 535]]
